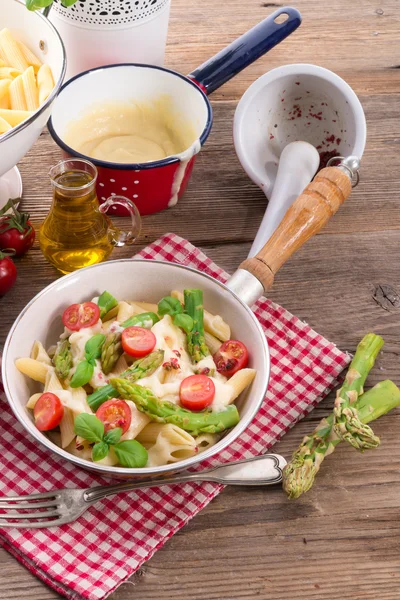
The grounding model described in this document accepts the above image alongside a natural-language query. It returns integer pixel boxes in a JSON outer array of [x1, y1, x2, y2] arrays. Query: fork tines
[[0, 491, 61, 528]]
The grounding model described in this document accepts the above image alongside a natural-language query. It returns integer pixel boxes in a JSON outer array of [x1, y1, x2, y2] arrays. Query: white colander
[[48, 0, 171, 79], [51, 0, 170, 28]]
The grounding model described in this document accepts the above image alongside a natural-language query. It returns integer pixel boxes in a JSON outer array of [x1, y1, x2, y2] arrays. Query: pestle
[[248, 141, 320, 257]]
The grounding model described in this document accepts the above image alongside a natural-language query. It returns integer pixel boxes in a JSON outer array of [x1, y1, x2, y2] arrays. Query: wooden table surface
[[2, 0, 400, 598]]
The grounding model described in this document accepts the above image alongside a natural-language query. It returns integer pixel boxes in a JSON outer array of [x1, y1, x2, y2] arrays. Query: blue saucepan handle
[[188, 7, 301, 95]]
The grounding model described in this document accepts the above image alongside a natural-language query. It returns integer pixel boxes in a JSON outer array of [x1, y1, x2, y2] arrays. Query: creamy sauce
[[64, 98, 197, 164], [57, 390, 91, 415], [135, 316, 233, 412], [168, 139, 201, 208]]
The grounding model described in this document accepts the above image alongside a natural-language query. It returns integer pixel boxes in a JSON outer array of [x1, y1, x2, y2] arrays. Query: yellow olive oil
[[39, 169, 115, 274]]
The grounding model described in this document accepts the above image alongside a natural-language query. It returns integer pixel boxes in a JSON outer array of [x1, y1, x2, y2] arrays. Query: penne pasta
[[0, 31, 55, 137], [117, 300, 135, 323], [137, 423, 195, 445], [0, 79, 11, 102], [26, 392, 42, 410], [37, 63, 54, 104], [143, 424, 197, 467], [9, 74, 27, 110], [0, 108, 32, 126], [30, 340, 52, 365], [0, 66, 21, 79], [22, 65, 39, 111], [204, 331, 222, 355], [132, 301, 159, 313], [195, 433, 220, 452], [120, 401, 151, 441], [44, 369, 63, 393], [60, 407, 76, 449], [16, 357, 50, 384], [228, 368, 256, 403], [18, 41, 42, 73], [171, 290, 231, 341], [0, 116, 11, 133], [0, 29, 29, 72]]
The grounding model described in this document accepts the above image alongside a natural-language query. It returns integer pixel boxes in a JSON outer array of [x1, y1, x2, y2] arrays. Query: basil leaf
[[85, 334, 106, 361], [74, 414, 104, 443], [61, 0, 79, 6], [122, 312, 159, 329], [157, 296, 182, 317], [92, 441, 110, 462], [70, 360, 94, 388], [173, 313, 194, 334], [103, 427, 122, 445], [26, 0, 53, 9], [114, 440, 148, 468], [98, 291, 118, 319]]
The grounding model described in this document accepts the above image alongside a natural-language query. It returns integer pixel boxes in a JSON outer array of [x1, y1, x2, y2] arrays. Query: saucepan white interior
[[2, 260, 270, 479], [48, 64, 212, 165], [234, 64, 366, 198]]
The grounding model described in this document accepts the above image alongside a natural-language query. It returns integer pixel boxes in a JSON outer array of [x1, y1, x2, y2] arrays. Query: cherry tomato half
[[62, 302, 100, 331], [122, 326, 156, 358], [213, 340, 249, 377], [179, 374, 215, 411], [34, 392, 64, 431], [96, 399, 132, 434]]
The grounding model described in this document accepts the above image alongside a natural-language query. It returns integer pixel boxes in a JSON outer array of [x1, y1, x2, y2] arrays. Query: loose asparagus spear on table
[[282, 334, 397, 499], [88, 350, 164, 411], [52, 339, 73, 380], [333, 333, 383, 450], [110, 377, 240, 435], [184, 289, 210, 363]]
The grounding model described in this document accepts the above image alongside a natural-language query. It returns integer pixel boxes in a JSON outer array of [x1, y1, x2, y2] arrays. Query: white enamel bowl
[[0, 0, 66, 198], [2, 260, 270, 480]]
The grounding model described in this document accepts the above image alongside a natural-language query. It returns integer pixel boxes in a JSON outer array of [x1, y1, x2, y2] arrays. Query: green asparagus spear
[[110, 378, 240, 435], [101, 332, 123, 375], [121, 312, 159, 329], [333, 333, 383, 450], [52, 340, 73, 380], [87, 350, 164, 411], [184, 289, 210, 363], [282, 378, 400, 499], [97, 291, 118, 319]]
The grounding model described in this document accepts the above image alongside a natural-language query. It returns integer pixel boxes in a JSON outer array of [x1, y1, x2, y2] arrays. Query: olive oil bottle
[[39, 159, 141, 274]]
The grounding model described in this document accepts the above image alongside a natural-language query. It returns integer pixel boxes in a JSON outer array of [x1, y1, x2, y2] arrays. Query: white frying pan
[[2, 163, 355, 479]]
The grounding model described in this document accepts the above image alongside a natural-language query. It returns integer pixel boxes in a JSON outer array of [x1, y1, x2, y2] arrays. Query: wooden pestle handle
[[240, 167, 352, 291]]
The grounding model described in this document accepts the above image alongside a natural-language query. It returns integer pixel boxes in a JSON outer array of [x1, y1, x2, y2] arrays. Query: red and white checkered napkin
[[0, 234, 350, 599]]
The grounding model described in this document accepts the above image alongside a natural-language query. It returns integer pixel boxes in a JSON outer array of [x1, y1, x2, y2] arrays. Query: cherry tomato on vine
[[0, 251, 17, 296], [0, 199, 35, 257]]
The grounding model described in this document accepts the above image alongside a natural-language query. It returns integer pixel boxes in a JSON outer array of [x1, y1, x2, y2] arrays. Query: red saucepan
[[48, 7, 301, 215]]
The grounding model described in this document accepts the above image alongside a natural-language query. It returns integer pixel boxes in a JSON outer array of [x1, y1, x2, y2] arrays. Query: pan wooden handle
[[240, 166, 352, 291]]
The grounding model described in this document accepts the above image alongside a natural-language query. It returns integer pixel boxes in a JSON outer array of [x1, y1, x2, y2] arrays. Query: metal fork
[[0, 454, 286, 528]]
